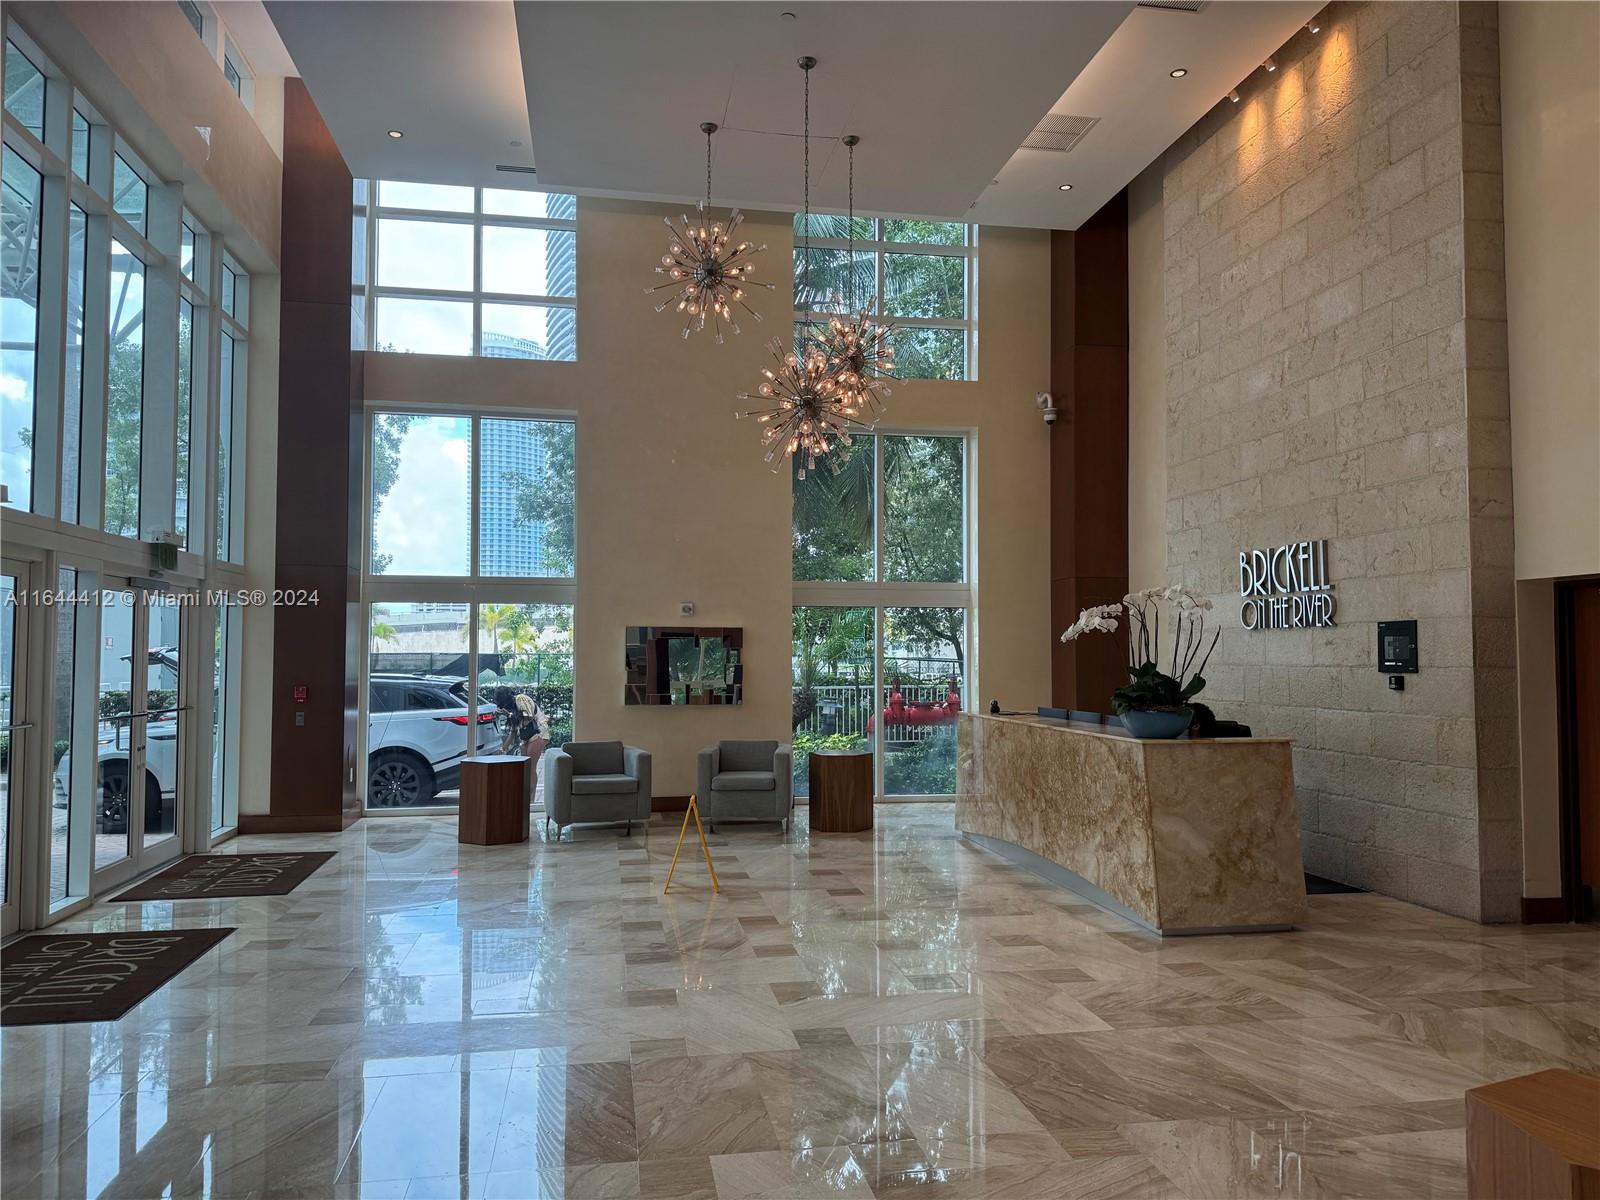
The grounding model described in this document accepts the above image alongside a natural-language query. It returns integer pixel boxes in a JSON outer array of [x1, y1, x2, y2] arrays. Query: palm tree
[[370, 606, 398, 651], [478, 604, 518, 669]]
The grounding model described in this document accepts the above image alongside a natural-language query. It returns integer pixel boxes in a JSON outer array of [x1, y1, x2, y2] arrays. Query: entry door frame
[[87, 579, 188, 896], [2, 556, 38, 938]]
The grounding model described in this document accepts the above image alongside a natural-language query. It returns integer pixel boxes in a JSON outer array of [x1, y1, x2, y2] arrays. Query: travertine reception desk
[[956, 713, 1306, 935]]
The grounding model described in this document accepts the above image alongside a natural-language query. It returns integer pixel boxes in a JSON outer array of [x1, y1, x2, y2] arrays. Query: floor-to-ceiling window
[[364, 409, 577, 812], [1, 15, 257, 927], [792, 432, 972, 798]]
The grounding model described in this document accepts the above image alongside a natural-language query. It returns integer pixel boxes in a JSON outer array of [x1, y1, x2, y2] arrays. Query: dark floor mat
[[112, 852, 336, 901], [2, 928, 234, 1025]]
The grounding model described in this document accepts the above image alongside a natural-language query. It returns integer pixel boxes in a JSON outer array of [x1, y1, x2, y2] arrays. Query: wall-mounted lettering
[[1238, 539, 1336, 630]]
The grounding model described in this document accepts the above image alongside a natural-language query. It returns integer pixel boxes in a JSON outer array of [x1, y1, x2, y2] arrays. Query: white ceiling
[[513, 2, 1130, 220], [268, 1, 1324, 230], [972, 0, 1323, 227], [265, 1, 537, 182]]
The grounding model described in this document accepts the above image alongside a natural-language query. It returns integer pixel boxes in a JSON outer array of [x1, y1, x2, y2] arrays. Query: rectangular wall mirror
[[624, 626, 743, 705]]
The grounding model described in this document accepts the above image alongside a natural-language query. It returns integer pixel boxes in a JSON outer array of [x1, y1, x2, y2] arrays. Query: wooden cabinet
[[809, 750, 873, 834], [459, 756, 531, 846], [1466, 1069, 1600, 1199]]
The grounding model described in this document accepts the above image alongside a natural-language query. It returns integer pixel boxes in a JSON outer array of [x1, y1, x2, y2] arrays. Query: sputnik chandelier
[[737, 55, 875, 477], [648, 121, 770, 341], [816, 133, 895, 424]]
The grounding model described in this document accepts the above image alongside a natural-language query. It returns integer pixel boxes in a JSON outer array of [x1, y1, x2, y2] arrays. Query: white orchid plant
[[1060, 586, 1221, 716]]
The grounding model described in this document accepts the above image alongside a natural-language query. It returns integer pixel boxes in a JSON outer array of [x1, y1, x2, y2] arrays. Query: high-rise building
[[477, 417, 548, 575], [479, 213, 576, 362]]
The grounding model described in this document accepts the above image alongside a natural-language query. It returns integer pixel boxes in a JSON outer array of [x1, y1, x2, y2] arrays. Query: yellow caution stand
[[662, 793, 720, 894]]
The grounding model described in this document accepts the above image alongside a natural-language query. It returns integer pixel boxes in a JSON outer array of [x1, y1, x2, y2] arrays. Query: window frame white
[[352, 181, 579, 361], [359, 404, 578, 816], [792, 218, 979, 382], [791, 427, 976, 801]]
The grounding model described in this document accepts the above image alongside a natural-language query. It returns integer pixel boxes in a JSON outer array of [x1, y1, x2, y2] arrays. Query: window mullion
[[469, 414, 481, 577]]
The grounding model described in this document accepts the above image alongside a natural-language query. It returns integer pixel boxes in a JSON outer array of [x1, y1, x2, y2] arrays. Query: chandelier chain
[[801, 59, 811, 350], [705, 125, 713, 210], [847, 137, 855, 311]]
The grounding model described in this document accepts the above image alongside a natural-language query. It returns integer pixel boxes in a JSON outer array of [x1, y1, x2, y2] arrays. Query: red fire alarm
[[292, 685, 308, 703]]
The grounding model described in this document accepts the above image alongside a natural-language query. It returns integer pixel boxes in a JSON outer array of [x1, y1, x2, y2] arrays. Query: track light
[[1306, 18, 1321, 33], [1263, 56, 1277, 72], [1228, 89, 1240, 103]]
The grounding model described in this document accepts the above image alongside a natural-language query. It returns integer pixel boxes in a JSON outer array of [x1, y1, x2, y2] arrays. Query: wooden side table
[[459, 756, 531, 845], [809, 749, 873, 833], [1466, 1069, 1600, 1199]]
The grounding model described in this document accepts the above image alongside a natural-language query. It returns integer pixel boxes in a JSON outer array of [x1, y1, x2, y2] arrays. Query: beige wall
[[1150, 1, 1518, 920], [362, 200, 1053, 796], [1501, 1, 1600, 584], [1500, 1, 1600, 898], [1127, 161, 1168, 594]]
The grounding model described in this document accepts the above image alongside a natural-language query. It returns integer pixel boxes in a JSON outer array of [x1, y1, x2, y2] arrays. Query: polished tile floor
[[4, 805, 1598, 1199]]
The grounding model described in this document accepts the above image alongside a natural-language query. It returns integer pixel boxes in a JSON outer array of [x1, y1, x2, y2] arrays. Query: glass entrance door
[[90, 584, 185, 891], [1, 562, 27, 936]]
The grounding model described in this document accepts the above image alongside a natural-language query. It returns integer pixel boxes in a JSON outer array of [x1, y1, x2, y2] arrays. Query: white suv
[[366, 674, 500, 807], [55, 670, 499, 827]]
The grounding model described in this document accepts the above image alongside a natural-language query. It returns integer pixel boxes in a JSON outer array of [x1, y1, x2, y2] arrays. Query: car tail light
[[435, 713, 497, 725]]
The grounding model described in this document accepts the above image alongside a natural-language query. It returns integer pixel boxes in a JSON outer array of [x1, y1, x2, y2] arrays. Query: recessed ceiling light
[[1169, 68, 1188, 78], [1057, 183, 1073, 191], [780, 9, 797, 18], [1228, 89, 1240, 103], [1263, 56, 1277, 72], [386, 129, 404, 139]]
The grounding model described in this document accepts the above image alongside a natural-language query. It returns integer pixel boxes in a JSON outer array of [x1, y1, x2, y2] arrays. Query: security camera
[[1036, 391, 1058, 425]]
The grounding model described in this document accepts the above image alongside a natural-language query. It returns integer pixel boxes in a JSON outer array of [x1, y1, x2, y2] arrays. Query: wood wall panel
[[1051, 192, 1130, 711], [269, 80, 359, 830]]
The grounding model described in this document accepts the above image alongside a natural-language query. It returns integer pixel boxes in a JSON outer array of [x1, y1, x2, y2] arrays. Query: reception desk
[[956, 713, 1306, 935]]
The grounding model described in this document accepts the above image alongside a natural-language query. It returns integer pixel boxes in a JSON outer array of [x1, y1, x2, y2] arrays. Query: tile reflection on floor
[[4, 804, 1598, 1198]]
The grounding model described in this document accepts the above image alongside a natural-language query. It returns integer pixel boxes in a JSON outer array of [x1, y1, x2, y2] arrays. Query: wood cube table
[[1466, 1069, 1600, 1199], [809, 749, 873, 834], [459, 756, 531, 845]]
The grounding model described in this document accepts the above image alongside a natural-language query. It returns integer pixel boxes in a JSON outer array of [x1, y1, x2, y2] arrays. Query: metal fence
[[793, 657, 962, 743]]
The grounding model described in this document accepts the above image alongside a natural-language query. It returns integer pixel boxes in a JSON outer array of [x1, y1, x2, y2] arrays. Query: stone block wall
[[1161, 2, 1517, 920]]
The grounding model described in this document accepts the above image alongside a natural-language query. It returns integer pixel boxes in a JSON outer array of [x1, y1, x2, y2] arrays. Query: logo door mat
[[2, 929, 234, 1026], [113, 852, 336, 901]]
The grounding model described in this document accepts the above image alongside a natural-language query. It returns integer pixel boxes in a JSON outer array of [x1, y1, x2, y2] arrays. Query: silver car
[[57, 669, 498, 824], [366, 674, 500, 807]]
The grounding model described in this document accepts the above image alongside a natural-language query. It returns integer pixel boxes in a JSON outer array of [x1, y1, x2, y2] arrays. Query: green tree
[[791, 435, 966, 673], [103, 333, 143, 537], [791, 216, 968, 380]]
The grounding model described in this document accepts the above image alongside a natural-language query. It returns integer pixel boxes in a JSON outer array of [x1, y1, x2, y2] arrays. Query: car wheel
[[99, 765, 131, 834], [369, 750, 435, 807]]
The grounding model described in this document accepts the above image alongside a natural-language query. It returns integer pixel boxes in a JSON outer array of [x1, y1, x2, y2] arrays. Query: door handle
[[5, 722, 34, 732]]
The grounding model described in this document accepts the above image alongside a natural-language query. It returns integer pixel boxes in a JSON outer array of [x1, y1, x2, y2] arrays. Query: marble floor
[[3, 805, 1598, 1200]]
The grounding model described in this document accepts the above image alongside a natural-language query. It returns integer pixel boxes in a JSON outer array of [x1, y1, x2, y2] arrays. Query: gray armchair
[[543, 741, 651, 838], [697, 740, 793, 832]]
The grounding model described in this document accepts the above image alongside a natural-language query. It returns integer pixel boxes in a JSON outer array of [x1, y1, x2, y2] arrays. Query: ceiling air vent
[[1136, 0, 1207, 10], [495, 164, 537, 175], [1021, 114, 1099, 154]]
